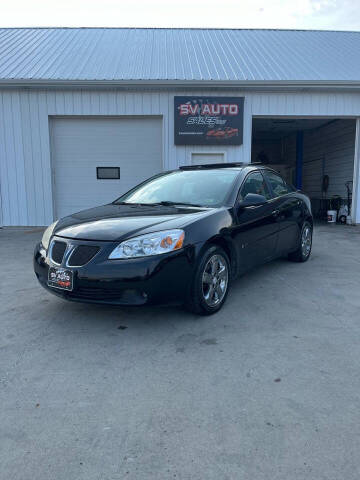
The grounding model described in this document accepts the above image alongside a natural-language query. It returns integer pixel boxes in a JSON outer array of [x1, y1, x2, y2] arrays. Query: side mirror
[[238, 193, 267, 208]]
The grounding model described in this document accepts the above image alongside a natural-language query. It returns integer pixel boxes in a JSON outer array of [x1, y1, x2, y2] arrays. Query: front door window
[[239, 171, 271, 202]]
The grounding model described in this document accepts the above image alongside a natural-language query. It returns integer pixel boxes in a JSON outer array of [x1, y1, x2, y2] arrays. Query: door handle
[[272, 209, 280, 217]]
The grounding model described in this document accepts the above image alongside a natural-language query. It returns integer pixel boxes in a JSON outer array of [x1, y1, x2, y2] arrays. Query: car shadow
[[46, 255, 292, 333]]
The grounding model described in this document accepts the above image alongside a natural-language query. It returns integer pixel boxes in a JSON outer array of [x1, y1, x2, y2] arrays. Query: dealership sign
[[174, 96, 244, 145]]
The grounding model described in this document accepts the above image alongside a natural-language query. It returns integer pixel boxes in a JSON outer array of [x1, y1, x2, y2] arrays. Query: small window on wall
[[96, 167, 120, 180]]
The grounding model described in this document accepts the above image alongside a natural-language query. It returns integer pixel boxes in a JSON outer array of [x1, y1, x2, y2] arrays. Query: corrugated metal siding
[[303, 158, 324, 198], [302, 120, 356, 199], [1, 28, 360, 82], [0, 88, 252, 225], [283, 134, 297, 167], [0, 91, 28, 225], [1, 89, 360, 225], [278, 120, 356, 199], [251, 92, 360, 116]]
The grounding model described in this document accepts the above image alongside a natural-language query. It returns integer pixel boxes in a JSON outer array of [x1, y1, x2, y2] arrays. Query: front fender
[[183, 208, 240, 279]]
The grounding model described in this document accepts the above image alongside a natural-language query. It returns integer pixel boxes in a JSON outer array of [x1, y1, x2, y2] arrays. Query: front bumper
[[34, 237, 197, 306]]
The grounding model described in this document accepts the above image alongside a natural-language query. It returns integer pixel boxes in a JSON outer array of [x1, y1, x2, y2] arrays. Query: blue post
[[296, 131, 303, 190]]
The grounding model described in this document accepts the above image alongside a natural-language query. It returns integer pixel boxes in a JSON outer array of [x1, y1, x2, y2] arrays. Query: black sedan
[[34, 163, 313, 315]]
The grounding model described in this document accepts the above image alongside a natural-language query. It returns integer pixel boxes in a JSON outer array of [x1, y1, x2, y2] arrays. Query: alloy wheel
[[202, 254, 229, 307], [301, 225, 312, 258]]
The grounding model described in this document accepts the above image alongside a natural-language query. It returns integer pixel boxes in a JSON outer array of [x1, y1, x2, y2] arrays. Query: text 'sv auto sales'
[[174, 96, 244, 145]]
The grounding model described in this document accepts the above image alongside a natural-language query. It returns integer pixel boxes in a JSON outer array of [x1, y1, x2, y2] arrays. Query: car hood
[[53, 203, 215, 242]]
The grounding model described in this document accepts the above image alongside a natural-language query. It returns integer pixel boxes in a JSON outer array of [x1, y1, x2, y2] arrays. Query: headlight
[[109, 229, 185, 259], [41, 221, 58, 250]]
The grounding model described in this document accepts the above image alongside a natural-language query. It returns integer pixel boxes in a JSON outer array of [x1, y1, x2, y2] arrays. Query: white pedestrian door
[[191, 153, 224, 165]]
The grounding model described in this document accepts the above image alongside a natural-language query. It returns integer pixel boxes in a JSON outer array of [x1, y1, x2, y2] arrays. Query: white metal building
[[0, 27, 360, 226]]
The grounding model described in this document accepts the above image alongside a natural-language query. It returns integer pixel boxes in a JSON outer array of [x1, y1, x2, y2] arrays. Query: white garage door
[[51, 117, 162, 218]]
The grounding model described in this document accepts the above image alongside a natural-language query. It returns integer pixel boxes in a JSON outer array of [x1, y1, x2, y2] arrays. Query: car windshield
[[115, 169, 239, 207]]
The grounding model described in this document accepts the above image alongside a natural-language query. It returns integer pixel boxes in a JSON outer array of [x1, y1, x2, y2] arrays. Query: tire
[[288, 221, 313, 262], [186, 246, 231, 315]]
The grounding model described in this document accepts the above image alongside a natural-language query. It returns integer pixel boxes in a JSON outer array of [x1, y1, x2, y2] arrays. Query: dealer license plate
[[48, 267, 73, 291]]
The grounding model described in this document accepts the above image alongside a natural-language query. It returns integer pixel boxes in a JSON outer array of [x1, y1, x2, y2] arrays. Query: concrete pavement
[[1, 223, 360, 480]]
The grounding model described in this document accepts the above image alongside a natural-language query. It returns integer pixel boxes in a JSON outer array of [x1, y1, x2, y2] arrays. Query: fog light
[[121, 289, 148, 305]]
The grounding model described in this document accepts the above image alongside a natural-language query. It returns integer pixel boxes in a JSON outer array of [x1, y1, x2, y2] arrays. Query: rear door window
[[263, 171, 293, 197]]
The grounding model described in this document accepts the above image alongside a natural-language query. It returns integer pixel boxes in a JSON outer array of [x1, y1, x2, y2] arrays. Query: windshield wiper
[[150, 201, 204, 208], [114, 200, 204, 208], [114, 201, 156, 206]]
